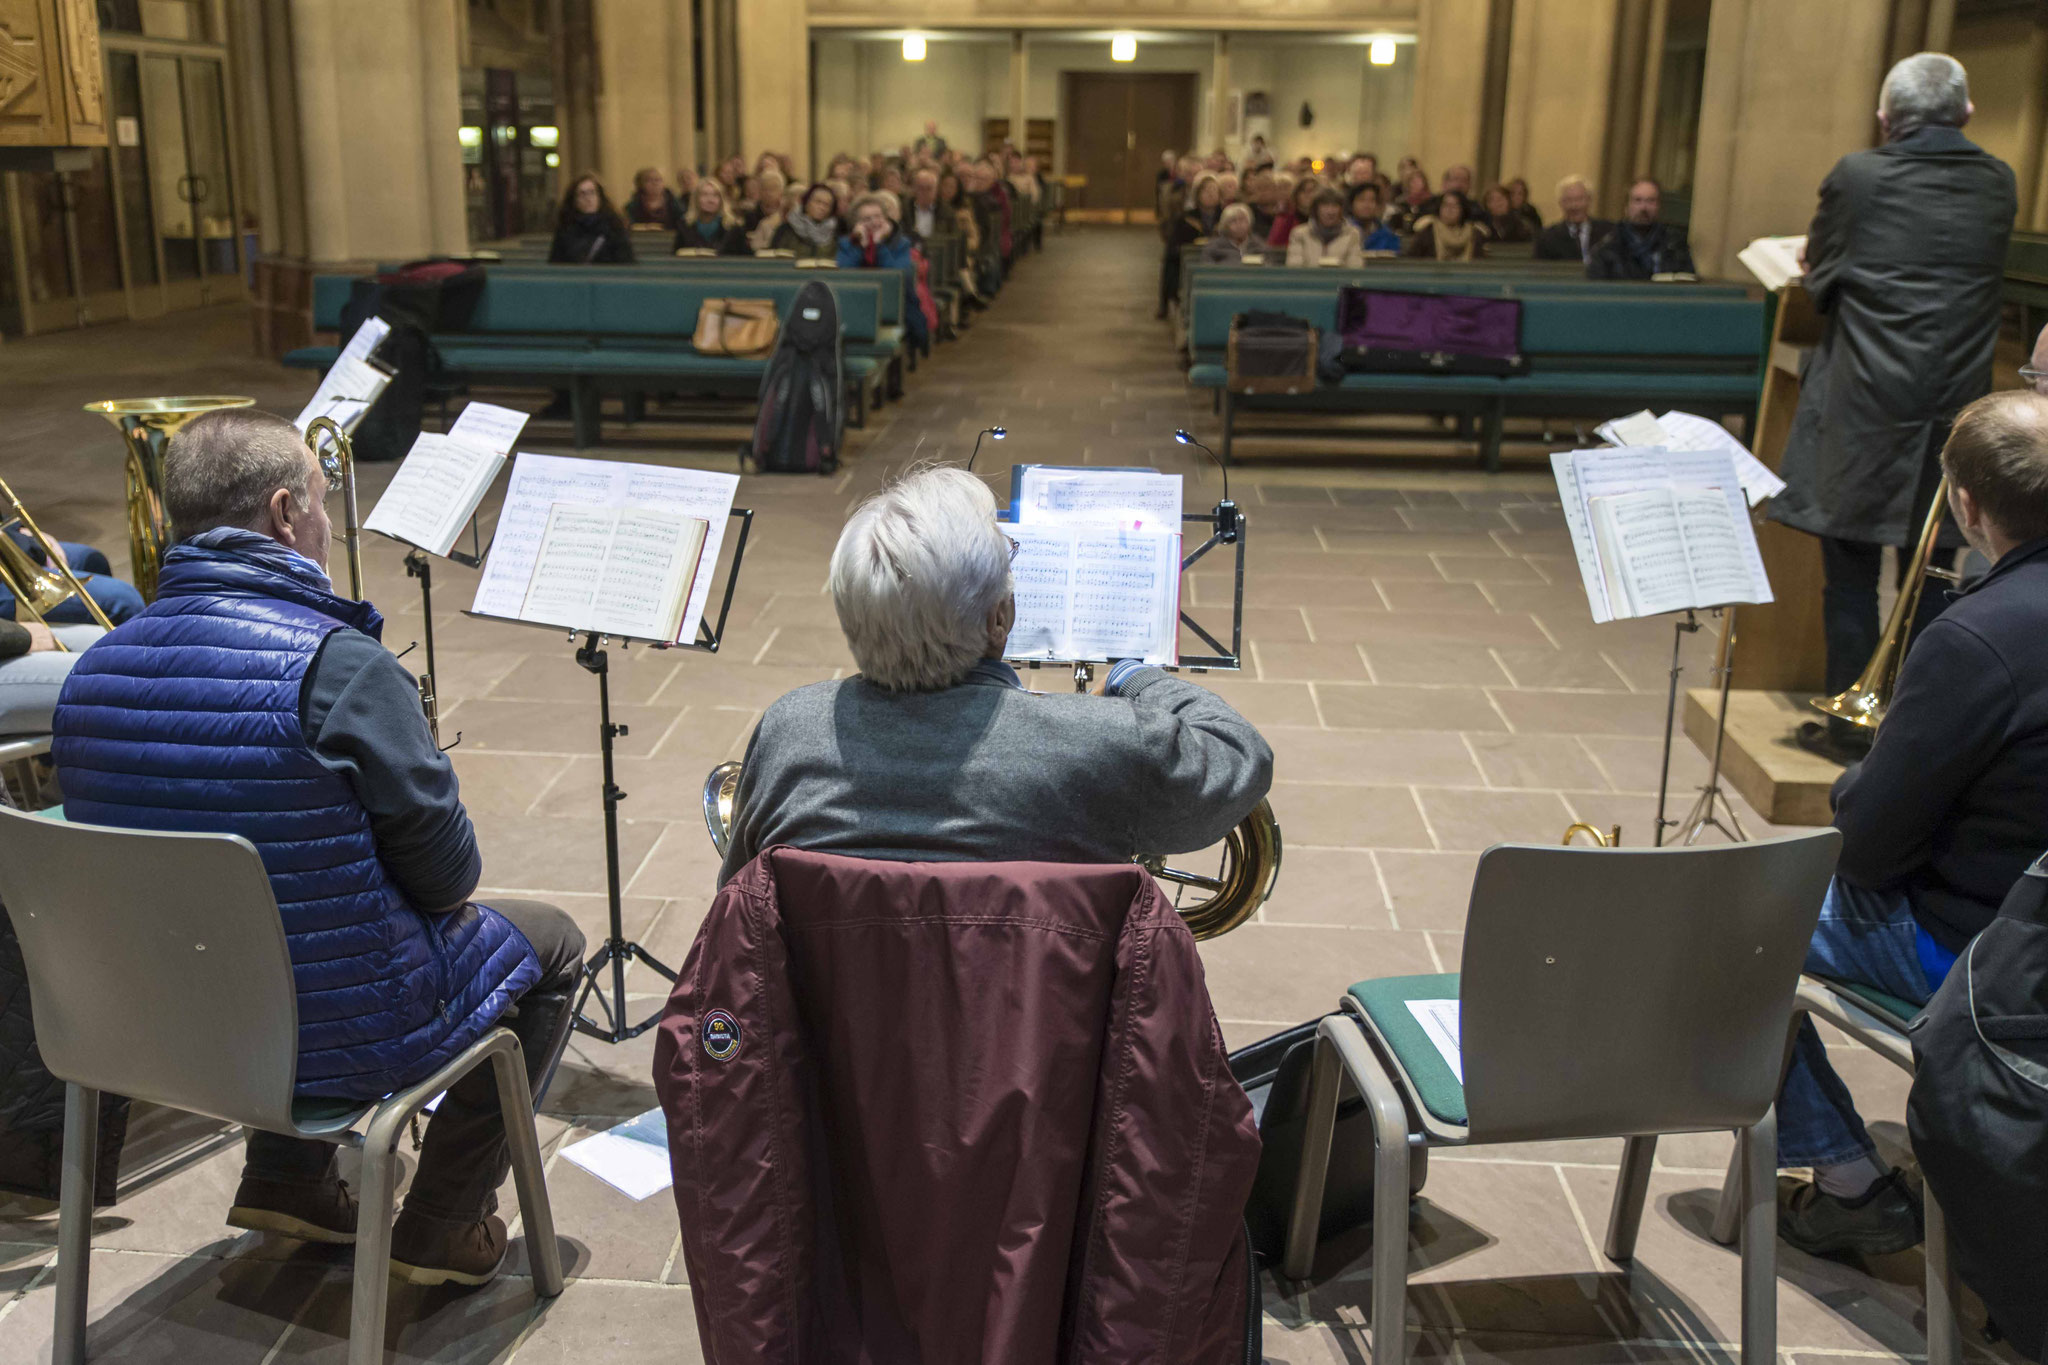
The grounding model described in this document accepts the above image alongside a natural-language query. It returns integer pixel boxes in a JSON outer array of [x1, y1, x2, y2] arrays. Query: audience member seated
[[674, 179, 752, 256], [1287, 189, 1364, 268], [1343, 153, 1379, 191], [1159, 171, 1224, 317], [1587, 177, 1694, 278], [1481, 184, 1535, 242], [1406, 189, 1485, 260], [0, 619, 102, 738], [840, 193, 930, 351], [1772, 390, 2048, 1257], [1243, 166, 1282, 240], [1506, 177, 1544, 235], [1266, 174, 1321, 248], [1202, 203, 1263, 263], [712, 466, 1272, 883], [913, 120, 948, 158], [1534, 173, 1613, 263], [938, 170, 988, 302], [905, 167, 944, 243], [1388, 165, 1432, 232], [714, 155, 746, 192], [1216, 170, 1240, 207], [746, 170, 788, 253], [1345, 182, 1401, 252], [548, 174, 634, 264], [50, 410, 584, 1288], [1423, 163, 1475, 219], [0, 533, 143, 626], [771, 182, 841, 261], [624, 167, 682, 230], [671, 165, 697, 202]]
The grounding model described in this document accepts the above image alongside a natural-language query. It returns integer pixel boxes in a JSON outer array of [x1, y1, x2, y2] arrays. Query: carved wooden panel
[[0, 0, 107, 148], [807, 0, 1416, 20]]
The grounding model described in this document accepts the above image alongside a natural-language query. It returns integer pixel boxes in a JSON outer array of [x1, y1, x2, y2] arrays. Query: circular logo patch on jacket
[[702, 1010, 742, 1062]]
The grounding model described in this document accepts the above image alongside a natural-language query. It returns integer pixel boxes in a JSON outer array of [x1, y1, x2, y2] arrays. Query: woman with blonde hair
[[673, 177, 751, 255], [747, 170, 790, 252]]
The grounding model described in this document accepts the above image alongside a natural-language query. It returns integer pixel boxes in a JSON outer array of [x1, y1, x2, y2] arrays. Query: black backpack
[[1909, 855, 2048, 1360], [746, 280, 842, 475], [337, 283, 431, 464]]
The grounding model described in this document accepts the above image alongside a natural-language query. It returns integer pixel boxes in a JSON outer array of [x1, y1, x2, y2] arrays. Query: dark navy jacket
[[51, 532, 539, 1100]]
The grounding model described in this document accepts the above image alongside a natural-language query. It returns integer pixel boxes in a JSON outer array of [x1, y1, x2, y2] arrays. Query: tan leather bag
[[693, 298, 780, 357]]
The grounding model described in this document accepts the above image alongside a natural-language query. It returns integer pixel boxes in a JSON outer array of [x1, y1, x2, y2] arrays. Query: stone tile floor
[[0, 228, 1997, 1362]]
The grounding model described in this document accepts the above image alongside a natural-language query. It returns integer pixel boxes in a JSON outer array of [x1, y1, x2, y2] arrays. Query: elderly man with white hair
[[1769, 51, 2017, 767], [714, 466, 1273, 886]]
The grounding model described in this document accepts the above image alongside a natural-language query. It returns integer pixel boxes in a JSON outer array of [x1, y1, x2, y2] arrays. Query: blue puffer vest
[[51, 531, 539, 1101]]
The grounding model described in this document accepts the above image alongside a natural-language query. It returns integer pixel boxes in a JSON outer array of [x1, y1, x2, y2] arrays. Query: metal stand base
[[1654, 608, 1749, 848], [568, 632, 677, 1043]]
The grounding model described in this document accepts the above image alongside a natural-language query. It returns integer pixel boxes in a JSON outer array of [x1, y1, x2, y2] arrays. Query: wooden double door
[[1063, 73, 1196, 221]]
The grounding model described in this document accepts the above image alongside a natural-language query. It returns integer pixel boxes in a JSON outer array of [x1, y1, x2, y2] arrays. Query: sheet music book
[[362, 402, 531, 558], [1005, 524, 1182, 665], [1011, 466, 1183, 533], [294, 318, 393, 434], [1737, 235, 1806, 291], [1594, 409, 1787, 507], [518, 503, 709, 642], [470, 453, 740, 644], [1553, 447, 1772, 623]]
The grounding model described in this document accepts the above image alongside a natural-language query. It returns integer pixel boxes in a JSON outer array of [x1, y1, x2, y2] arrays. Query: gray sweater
[[716, 664, 1274, 886]]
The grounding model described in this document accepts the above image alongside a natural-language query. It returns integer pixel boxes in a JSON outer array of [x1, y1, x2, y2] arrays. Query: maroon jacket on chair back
[[653, 847, 1261, 1364]]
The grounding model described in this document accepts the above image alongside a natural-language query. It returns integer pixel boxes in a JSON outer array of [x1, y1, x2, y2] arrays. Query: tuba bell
[[85, 396, 256, 602], [699, 760, 1282, 941], [0, 477, 116, 647], [1810, 475, 1953, 732]]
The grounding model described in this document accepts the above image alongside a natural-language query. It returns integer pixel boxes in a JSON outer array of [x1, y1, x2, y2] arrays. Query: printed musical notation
[[1004, 523, 1180, 664], [1013, 467, 1183, 533], [471, 453, 740, 643], [1560, 445, 1772, 622], [518, 503, 708, 642], [362, 403, 530, 558]]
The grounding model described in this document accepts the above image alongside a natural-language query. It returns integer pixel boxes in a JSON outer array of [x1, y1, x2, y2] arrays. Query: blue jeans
[[1776, 877, 1948, 1168], [0, 537, 145, 626]]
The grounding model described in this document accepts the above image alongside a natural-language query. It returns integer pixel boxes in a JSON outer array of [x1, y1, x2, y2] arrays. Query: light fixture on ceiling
[[1111, 33, 1137, 62], [903, 33, 927, 61], [1369, 37, 1396, 65]]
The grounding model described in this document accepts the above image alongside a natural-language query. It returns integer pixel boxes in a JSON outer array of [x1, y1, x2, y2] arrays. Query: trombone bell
[[0, 476, 117, 647], [1811, 474, 1951, 733], [304, 416, 363, 601]]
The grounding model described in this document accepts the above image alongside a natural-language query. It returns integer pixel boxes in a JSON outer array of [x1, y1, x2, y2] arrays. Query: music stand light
[[967, 425, 1007, 471]]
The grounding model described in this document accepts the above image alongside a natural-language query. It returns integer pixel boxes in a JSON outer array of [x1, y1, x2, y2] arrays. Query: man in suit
[[1533, 174, 1612, 263], [1585, 177, 1693, 279], [1768, 52, 2017, 763]]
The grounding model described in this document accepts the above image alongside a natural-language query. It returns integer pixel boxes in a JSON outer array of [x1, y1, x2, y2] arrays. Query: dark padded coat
[[655, 849, 1262, 1364], [1769, 124, 2016, 546]]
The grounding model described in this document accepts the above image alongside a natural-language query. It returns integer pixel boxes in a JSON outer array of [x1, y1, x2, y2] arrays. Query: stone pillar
[[288, 0, 466, 263], [736, 0, 808, 171], [1499, 0, 1621, 211], [592, 0, 695, 197], [2014, 7, 2048, 231], [1212, 34, 1231, 161], [1010, 32, 1029, 158], [1413, 0, 1511, 187], [1689, 0, 1893, 280]]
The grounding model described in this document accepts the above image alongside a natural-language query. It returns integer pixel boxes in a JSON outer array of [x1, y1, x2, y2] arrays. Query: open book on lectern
[[362, 401, 531, 558], [468, 452, 740, 645], [1001, 465, 1183, 665], [1554, 446, 1773, 623]]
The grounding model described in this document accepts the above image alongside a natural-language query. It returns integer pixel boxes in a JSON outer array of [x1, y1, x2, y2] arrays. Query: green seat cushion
[[1501, 371, 1758, 398], [1817, 976, 1920, 1026], [1188, 363, 1227, 389], [436, 345, 588, 374], [1348, 973, 1467, 1127], [569, 351, 765, 377], [282, 345, 339, 371], [1336, 372, 1505, 395]]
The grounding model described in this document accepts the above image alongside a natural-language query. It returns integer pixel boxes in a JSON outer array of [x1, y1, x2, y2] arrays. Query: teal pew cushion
[[283, 345, 339, 371], [1816, 976, 1920, 1026], [1349, 973, 1467, 1127]]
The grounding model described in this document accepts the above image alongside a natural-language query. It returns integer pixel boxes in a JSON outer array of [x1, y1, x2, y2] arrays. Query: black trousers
[[1820, 536, 1951, 730], [244, 899, 585, 1226]]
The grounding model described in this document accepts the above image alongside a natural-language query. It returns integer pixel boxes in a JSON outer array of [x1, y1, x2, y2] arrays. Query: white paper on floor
[[1405, 999, 1464, 1084], [560, 1106, 674, 1200]]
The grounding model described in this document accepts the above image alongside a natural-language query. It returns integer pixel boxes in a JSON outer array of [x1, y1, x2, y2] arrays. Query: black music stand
[[384, 513, 484, 750], [569, 508, 754, 1044]]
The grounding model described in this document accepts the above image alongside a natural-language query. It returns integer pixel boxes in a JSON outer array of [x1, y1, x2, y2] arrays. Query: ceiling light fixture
[[1369, 37, 1396, 65], [1111, 33, 1137, 62], [903, 33, 927, 61]]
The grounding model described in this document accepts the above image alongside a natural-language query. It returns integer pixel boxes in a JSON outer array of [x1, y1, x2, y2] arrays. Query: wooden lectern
[[1684, 283, 1845, 826]]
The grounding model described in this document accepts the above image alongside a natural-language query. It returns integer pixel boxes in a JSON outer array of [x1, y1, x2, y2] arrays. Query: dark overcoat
[[1769, 125, 2015, 546]]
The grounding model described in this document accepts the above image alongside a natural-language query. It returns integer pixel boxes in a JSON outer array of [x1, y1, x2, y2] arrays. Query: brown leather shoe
[[227, 1174, 359, 1245], [388, 1210, 508, 1288]]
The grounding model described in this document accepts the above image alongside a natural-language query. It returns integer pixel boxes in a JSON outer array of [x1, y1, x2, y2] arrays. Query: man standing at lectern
[[1769, 52, 2015, 762]]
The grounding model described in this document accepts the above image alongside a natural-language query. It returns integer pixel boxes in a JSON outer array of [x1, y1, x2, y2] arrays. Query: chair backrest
[[0, 808, 306, 1133], [1459, 831, 1839, 1144]]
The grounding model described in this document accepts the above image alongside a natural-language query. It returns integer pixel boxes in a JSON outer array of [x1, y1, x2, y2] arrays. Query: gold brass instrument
[[1561, 822, 1622, 848], [698, 760, 1283, 941], [418, 674, 443, 748], [304, 416, 363, 601], [85, 396, 255, 602], [1810, 475, 1952, 732], [0, 477, 116, 648]]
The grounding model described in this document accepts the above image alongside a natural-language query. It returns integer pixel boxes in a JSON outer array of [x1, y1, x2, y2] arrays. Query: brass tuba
[[85, 396, 256, 602], [304, 416, 363, 601], [0, 477, 116, 647], [1810, 476, 1953, 732], [699, 760, 1283, 941]]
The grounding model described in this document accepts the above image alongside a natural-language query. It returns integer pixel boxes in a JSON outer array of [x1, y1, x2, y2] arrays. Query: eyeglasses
[[1006, 534, 1021, 562], [2022, 364, 2047, 396]]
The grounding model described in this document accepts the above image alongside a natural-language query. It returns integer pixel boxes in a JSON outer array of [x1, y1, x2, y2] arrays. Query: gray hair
[[163, 409, 313, 541], [1218, 202, 1252, 234], [830, 466, 1012, 692], [1880, 52, 1969, 132]]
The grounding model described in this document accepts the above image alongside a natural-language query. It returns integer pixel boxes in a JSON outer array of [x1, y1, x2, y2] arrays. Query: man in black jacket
[[1532, 175, 1612, 264], [1774, 389, 2048, 1258], [1770, 53, 2017, 760], [1584, 178, 1692, 279]]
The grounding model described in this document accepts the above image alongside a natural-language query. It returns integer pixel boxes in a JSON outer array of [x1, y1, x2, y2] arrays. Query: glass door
[[136, 51, 243, 310]]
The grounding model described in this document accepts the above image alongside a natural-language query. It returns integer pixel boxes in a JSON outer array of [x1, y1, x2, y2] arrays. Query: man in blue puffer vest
[[51, 409, 584, 1289]]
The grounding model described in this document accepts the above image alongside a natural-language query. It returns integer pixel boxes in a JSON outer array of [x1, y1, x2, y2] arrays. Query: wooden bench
[[1184, 284, 1766, 469]]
